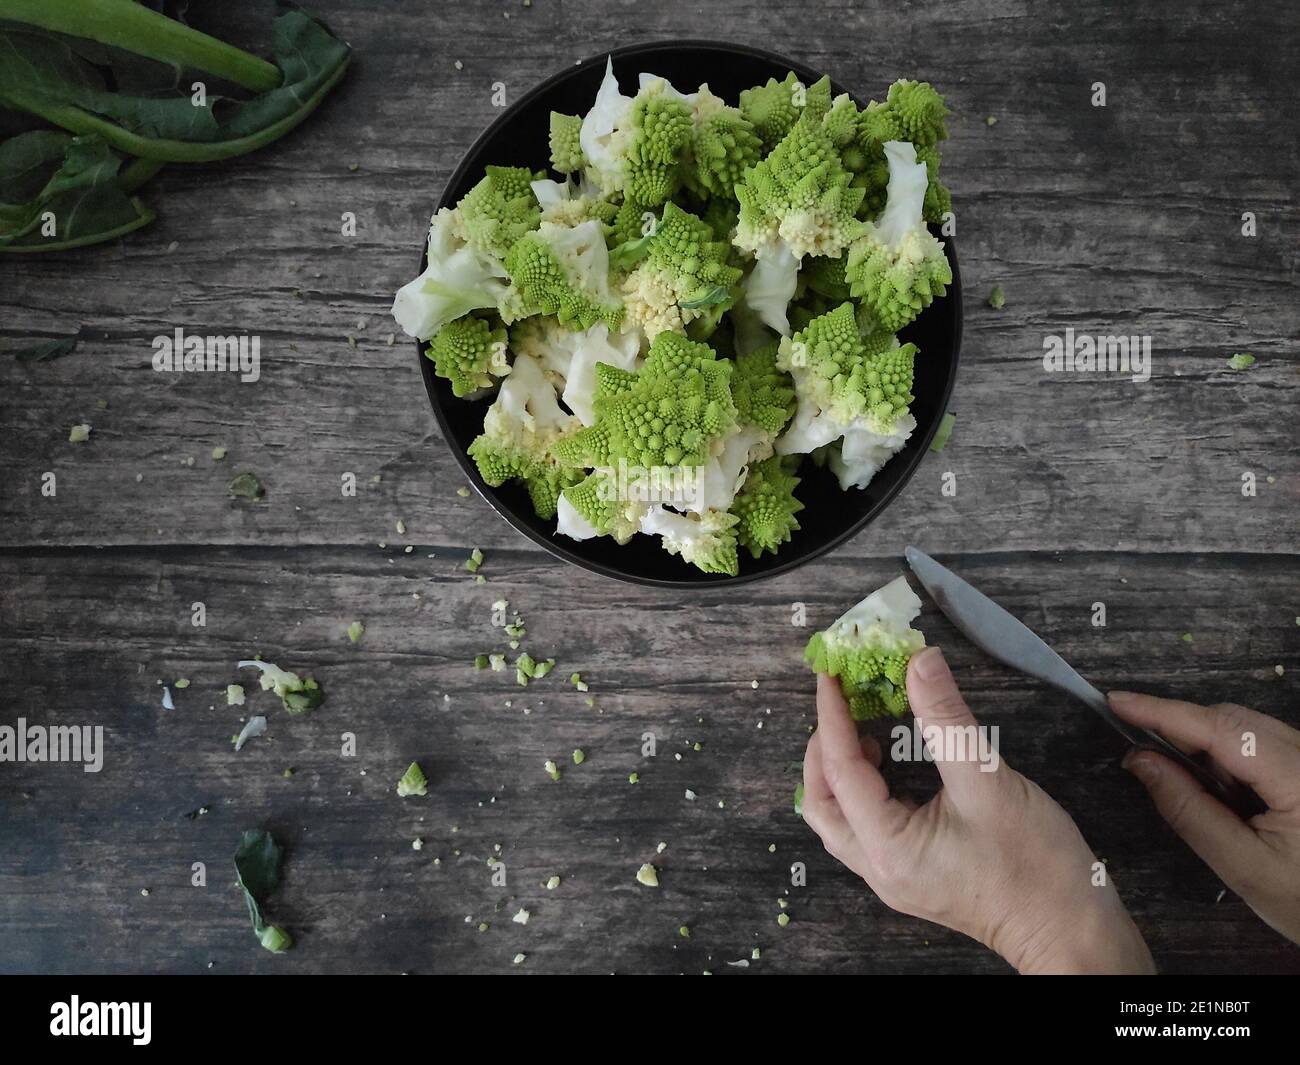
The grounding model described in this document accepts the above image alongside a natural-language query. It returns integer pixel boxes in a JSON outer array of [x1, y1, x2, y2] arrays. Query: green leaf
[[608, 230, 656, 273], [679, 284, 732, 311], [234, 829, 285, 944], [0, 8, 350, 163], [9, 335, 78, 361], [0, 132, 154, 251]]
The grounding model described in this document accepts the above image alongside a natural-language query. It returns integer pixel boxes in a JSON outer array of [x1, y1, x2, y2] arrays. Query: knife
[[904, 546, 1267, 820]]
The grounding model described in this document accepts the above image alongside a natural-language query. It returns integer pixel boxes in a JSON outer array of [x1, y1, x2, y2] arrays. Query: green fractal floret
[[689, 87, 764, 198], [731, 455, 803, 558], [733, 108, 867, 259], [559, 469, 645, 544], [456, 165, 543, 260], [803, 576, 926, 720], [621, 202, 742, 337], [862, 343, 917, 435], [549, 112, 586, 174], [556, 332, 736, 470], [730, 343, 796, 437], [504, 221, 625, 331], [425, 314, 508, 398], [624, 82, 693, 206], [739, 71, 803, 150], [859, 79, 949, 147], [776, 302, 871, 422]]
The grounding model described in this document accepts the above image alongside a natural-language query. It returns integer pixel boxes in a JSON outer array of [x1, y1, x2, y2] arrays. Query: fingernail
[[1109, 691, 1137, 707], [1122, 749, 1159, 782], [914, 646, 948, 681]]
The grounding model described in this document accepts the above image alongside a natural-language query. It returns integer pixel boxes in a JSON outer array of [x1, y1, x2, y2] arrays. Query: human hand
[[802, 646, 1154, 974], [1111, 691, 1300, 944]]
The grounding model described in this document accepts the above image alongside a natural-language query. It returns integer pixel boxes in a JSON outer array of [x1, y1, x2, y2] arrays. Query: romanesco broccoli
[[731, 455, 803, 558], [425, 314, 509, 398], [549, 112, 586, 174], [455, 165, 543, 260], [505, 219, 625, 331], [803, 576, 926, 719]]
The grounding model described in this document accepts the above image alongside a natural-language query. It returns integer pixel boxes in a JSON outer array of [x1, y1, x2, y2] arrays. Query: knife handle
[[1133, 729, 1269, 821]]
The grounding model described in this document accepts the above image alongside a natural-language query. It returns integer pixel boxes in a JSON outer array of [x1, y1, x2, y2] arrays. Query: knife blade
[[904, 546, 1266, 820]]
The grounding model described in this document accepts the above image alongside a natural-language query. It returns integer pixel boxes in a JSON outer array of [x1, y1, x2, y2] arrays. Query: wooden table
[[1, 0, 1295, 975]]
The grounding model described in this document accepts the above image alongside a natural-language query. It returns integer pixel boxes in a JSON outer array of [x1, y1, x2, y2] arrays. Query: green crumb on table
[[1226, 352, 1255, 370], [986, 115, 998, 126], [987, 285, 1005, 309], [211, 446, 227, 461], [512, 953, 526, 964], [515, 653, 536, 686], [777, 898, 789, 910], [96, 398, 108, 410], [457, 486, 471, 497], [478, 922, 488, 932], [68, 423, 91, 443], [396, 761, 429, 797], [475, 574, 486, 584], [628, 772, 639, 784], [752, 947, 761, 960], [174, 679, 190, 689], [474, 654, 489, 670], [283, 768, 294, 779], [544, 759, 560, 782], [570, 672, 589, 692], [692, 742, 702, 752], [571, 748, 585, 765], [465, 547, 483, 573], [767, 843, 776, 853], [226, 684, 245, 706], [489, 653, 506, 672], [793, 782, 804, 816], [929, 412, 956, 453], [533, 658, 555, 678], [545, 875, 561, 890], [585, 697, 596, 708], [395, 519, 406, 535], [777, 913, 791, 927], [228, 471, 264, 500], [347, 621, 365, 643], [678, 925, 690, 938], [636, 863, 659, 888], [1275, 665, 1285, 677], [1181, 633, 1193, 643]]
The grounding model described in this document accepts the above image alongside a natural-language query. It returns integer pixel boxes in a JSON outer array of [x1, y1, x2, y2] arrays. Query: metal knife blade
[[903, 546, 1267, 819]]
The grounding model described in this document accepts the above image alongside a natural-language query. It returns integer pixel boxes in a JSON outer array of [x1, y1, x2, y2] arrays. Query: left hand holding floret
[[801, 647, 1155, 973]]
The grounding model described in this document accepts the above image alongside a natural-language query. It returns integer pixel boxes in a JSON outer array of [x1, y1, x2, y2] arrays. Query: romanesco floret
[[531, 176, 618, 228], [731, 454, 803, 559], [467, 353, 583, 520], [845, 141, 952, 333], [639, 506, 740, 577], [555, 331, 735, 470], [505, 219, 625, 331], [688, 86, 764, 198], [510, 316, 641, 426], [621, 202, 742, 338], [622, 79, 694, 205], [861, 343, 916, 435], [392, 207, 519, 341], [557, 468, 649, 544], [549, 112, 586, 174], [730, 343, 796, 438], [733, 109, 867, 261], [803, 576, 926, 720], [425, 314, 509, 398], [738, 71, 803, 150], [775, 302, 873, 424], [455, 165, 543, 260], [855, 80, 951, 223]]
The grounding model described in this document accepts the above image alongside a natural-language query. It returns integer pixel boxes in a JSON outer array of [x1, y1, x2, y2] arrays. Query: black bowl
[[416, 39, 962, 587]]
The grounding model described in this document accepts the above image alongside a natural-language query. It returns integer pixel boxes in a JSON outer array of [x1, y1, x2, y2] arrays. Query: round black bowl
[[416, 39, 962, 587]]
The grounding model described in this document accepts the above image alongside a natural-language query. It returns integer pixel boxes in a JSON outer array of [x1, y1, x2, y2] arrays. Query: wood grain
[[0, 0, 1296, 974]]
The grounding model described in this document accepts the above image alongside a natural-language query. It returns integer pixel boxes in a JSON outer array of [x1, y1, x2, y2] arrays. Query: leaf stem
[[3, 0, 282, 92]]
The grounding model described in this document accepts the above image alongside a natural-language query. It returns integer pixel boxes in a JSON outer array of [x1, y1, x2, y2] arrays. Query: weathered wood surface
[[0, 0, 1296, 974]]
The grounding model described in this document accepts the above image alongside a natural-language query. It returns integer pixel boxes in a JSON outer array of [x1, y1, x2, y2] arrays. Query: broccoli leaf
[[9, 334, 79, 362], [234, 828, 291, 951], [0, 6, 350, 163]]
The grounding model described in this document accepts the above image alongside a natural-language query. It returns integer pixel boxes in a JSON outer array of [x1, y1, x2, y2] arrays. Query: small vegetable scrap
[[238, 660, 324, 714], [68, 423, 92, 443], [347, 620, 365, 643], [987, 285, 1006, 309], [393, 64, 956, 578], [1226, 353, 1255, 370], [234, 829, 292, 953], [396, 762, 429, 797], [929, 412, 956, 453], [228, 472, 265, 500], [635, 863, 659, 888]]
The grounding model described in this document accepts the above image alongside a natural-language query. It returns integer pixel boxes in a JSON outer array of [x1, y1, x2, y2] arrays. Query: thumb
[[1122, 749, 1265, 894], [906, 647, 999, 805]]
